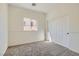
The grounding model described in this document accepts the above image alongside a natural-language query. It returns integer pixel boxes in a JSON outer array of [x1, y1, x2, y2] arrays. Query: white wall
[[0, 4, 8, 56], [8, 5, 46, 46], [46, 4, 79, 53]]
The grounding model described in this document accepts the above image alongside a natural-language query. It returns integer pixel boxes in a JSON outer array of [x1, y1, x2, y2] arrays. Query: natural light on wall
[[24, 17, 38, 31]]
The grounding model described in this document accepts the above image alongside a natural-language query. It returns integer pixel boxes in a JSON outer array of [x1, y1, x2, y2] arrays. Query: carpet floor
[[4, 41, 79, 56]]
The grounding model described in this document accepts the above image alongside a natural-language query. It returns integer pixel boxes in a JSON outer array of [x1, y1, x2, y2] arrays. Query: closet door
[[60, 16, 70, 48], [48, 16, 70, 48]]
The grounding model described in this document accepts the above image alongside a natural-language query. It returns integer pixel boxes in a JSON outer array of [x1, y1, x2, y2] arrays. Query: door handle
[[67, 33, 69, 34]]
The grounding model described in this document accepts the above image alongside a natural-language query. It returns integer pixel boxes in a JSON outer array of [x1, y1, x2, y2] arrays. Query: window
[[24, 17, 38, 31]]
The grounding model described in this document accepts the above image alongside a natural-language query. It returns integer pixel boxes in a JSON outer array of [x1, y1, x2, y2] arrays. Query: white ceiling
[[9, 3, 79, 14], [9, 3, 58, 13]]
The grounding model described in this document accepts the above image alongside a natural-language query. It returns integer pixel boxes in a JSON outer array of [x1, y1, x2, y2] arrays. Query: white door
[[48, 16, 70, 48]]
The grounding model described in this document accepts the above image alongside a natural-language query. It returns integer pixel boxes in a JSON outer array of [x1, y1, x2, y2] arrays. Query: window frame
[[24, 17, 38, 31]]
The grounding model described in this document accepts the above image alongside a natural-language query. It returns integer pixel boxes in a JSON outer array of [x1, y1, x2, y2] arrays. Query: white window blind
[[24, 17, 38, 31]]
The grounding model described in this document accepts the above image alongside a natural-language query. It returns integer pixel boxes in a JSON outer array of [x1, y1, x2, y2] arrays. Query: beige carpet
[[4, 41, 79, 56]]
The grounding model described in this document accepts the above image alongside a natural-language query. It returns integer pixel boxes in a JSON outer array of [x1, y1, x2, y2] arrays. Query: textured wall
[[8, 5, 46, 46], [0, 4, 8, 55]]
